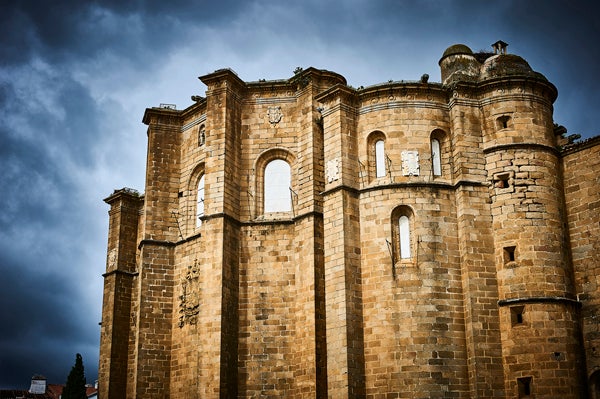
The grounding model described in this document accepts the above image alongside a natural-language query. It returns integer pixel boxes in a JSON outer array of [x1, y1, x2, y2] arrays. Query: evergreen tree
[[62, 353, 87, 399]]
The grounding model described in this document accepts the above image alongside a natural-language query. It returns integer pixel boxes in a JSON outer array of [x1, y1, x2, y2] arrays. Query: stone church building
[[99, 42, 600, 398]]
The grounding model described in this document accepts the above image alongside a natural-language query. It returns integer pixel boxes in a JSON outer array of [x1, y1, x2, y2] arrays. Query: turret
[[477, 41, 584, 397], [438, 43, 480, 85]]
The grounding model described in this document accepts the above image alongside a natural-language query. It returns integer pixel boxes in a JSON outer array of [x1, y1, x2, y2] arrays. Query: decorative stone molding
[[178, 259, 201, 327]]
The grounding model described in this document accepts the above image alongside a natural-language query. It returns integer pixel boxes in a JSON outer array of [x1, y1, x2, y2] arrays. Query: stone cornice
[[359, 82, 446, 104], [478, 75, 557, 103], [243, 94, 297, 106], [102, 269, 139, 278], [359, 100, 448, 115], [359, 181, 455, 195], [315, 83, 357, 104], [291, 67, 347, 89], [138, 239, 176, 250], [498, 296, 581, 308], [246, 79, 295, 95], [104, 188, 144, 206], [483, 142, 560, 156], [560, 134, 600, 156], [320, 101, 357, 118], [181, 114, 207, 132], [142, 106, 182, 126], [199, 68, 246, 91], [320, 184, 361, 198], [321, 180, 485, 198]]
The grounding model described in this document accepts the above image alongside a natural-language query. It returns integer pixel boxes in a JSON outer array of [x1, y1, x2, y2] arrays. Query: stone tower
[[99, 42, 600, 398]]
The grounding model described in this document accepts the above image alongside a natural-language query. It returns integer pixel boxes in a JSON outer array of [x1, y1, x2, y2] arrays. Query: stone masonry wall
[[320, 87, 366, 398], [359, 186, 469, 397], [449, 92, 505, 397], [482, 85, 585, 396], [563, 138, 600, 391], [130, 109, 181, 398], [239, 223, 296, 397], [99, 190, 143, 399]]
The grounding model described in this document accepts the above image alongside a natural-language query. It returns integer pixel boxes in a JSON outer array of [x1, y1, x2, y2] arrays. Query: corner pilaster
[[99, 188, 143, 399]]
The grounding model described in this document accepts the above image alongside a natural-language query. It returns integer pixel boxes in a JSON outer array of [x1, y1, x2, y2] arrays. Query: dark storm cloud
[[0, 258, 97, 387], [0, 0, 251, 67], [0, 64, 104, 387], [0, 67, 95, 223]]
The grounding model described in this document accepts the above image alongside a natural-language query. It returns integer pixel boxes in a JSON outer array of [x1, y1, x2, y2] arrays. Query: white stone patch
[[401, 151, 420, 176], [326, 158, 340, 183]]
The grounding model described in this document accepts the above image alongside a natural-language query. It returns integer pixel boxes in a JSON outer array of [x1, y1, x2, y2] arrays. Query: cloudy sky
[[0, 0, 598, 389]]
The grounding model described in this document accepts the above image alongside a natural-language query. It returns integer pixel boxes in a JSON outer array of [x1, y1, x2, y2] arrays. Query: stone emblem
[[401, 151, 420, 176], [107, 248, 117, 269], [326, 158, 340, 183], [267, 106, 283, 125], [179, 260, 201, 327]]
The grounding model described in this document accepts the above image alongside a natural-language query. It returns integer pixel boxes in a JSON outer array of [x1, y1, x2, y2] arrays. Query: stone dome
[[480, 54, 541, 80], [439, 44, 473, 64]]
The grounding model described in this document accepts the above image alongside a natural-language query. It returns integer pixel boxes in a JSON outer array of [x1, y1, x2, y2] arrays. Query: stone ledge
[[498, 296, 581, 308]]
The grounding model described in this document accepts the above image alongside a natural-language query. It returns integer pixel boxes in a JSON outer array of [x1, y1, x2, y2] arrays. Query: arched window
[[367, 131, 387, 182], [431, 138, 441, 176], [196, 175, 205, 227], [398, 215, 411, 259], [392, 206, 414, 263], [375, 140, 386, 177], [264, 159, 291, 212], [430, 129, 448, 178]]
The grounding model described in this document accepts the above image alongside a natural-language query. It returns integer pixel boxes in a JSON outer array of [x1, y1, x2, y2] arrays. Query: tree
[[62, 353, 87, 399]]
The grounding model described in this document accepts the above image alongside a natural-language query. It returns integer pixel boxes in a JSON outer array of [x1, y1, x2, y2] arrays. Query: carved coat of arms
[[401, 151, 420, 176], [267, 106, 283, 125], [179, 260, 201, 327]]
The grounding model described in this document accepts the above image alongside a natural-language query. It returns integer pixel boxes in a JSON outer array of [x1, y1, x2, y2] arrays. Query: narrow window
[[504, 246, 516, 264], [375, 140, 386, 177], [497, 115, 511, 130], [399, 215, 411, 259], [510, 306, 525, 326], [196, 175, 205, 227], [517, 377, 532, 397], [431, 138, 441, 176], [264, 159, 291, 212], [494, 173, 510, 189]]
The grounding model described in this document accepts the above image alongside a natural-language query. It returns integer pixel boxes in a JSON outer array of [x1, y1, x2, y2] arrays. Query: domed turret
[[480, 53, 543, 80], [440, 44, 473, 60], [439, 43, 481, 85], [477, 41, 550, 82]]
